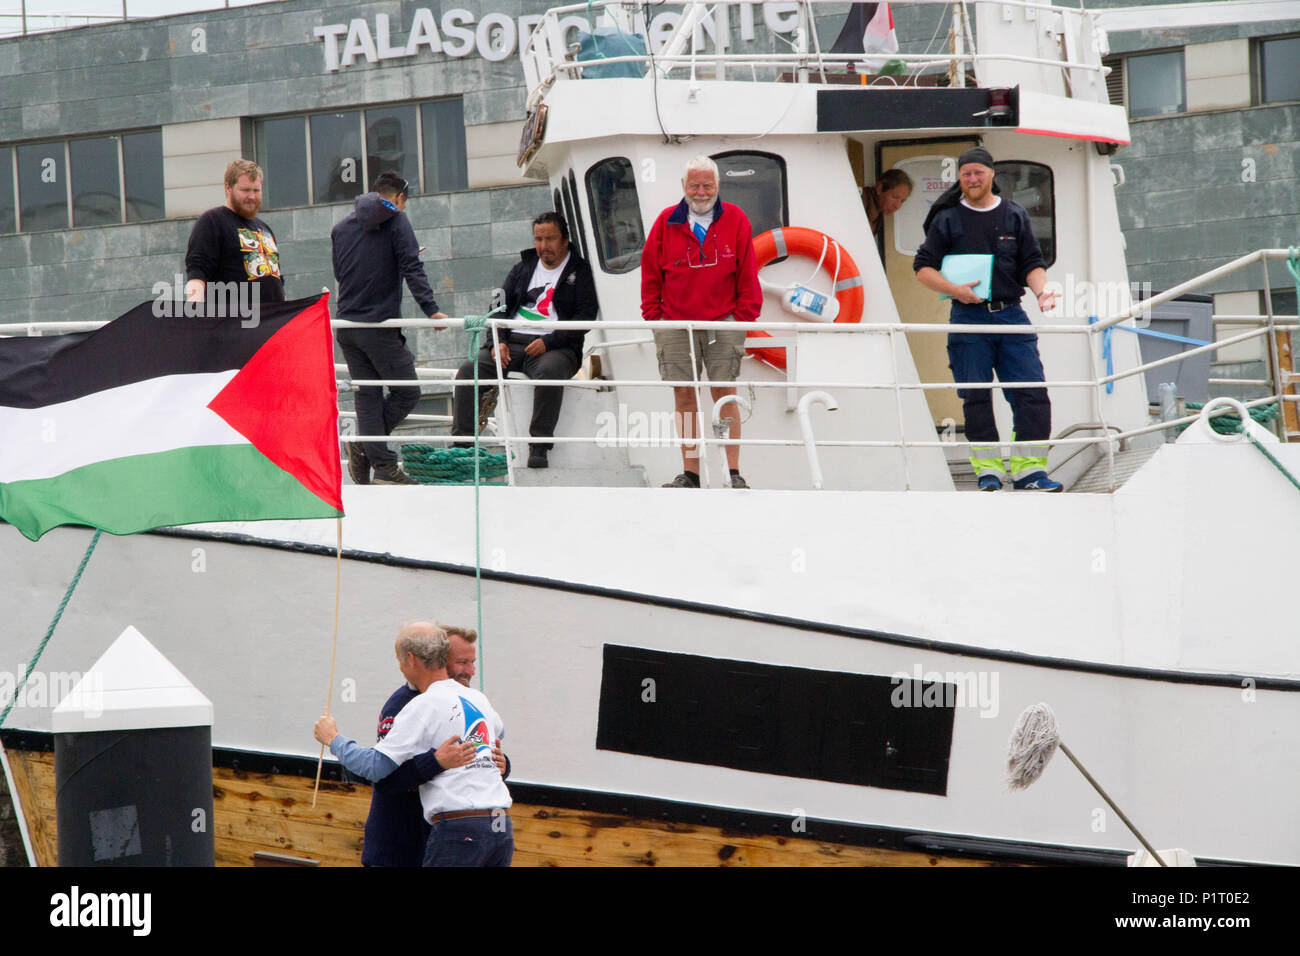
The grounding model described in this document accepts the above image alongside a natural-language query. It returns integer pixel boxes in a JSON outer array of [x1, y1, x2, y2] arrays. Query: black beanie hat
[[957, 146, 995, 169]]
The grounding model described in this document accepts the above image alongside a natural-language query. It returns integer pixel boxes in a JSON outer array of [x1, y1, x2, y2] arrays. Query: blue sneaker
[[1013, 471, 1063, 492], [977, 474, 1003, 492]]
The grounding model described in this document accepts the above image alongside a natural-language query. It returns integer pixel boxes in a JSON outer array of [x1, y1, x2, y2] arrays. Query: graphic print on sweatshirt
[[238, 227, 281, 281]]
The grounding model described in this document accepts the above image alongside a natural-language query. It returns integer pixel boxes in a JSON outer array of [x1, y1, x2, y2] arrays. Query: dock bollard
[[52, 626, 215, 866]]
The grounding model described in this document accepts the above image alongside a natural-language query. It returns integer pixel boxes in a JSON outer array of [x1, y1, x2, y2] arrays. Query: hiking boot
[[347, 443, 370, 485], [1013, 471, 1063, 492], [527, 447, 549, 469], [977, 474, 1003, 492], [372, 462, 417, 485], [730, 474, 750, 489], [662, 472, 700, 488], [477, 389, 498, 433]]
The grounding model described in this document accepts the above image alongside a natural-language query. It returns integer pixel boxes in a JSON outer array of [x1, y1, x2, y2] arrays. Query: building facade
[[1, 0, 1296, 409]]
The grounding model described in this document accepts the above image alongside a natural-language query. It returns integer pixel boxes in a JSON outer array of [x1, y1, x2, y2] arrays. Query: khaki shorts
[[653, 317, 747, 383]]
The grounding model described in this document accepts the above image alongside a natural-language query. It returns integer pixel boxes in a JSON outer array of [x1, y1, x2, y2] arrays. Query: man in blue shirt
[[913, 147, 1061, 492]]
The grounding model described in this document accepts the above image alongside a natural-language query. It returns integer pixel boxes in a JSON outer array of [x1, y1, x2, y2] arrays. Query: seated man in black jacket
[[451, 212, 598, 468], [332, 171, 447, 485]]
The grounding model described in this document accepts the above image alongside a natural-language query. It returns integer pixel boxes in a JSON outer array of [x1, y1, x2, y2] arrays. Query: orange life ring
[[748, 227, 864, 370]]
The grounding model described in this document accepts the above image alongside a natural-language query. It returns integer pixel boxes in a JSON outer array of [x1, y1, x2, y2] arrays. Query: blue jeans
[[421, 814, 514, 867], [946, 302, 1050, 445]]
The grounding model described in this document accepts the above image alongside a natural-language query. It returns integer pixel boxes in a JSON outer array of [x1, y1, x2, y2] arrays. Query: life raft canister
[[748, 227, 864, 370]]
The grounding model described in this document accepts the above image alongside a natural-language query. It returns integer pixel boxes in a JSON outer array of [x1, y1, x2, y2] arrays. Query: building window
[[0, 147, 15, 234], [254, 98, 467, 210], [123, 131, 164, 223], [70, 137, 122, 228], [1258, 35, 1300, 104], [711, 152, 787, 238], [1127, 50, 1185, 118], [17, 142, 68, 232], [585, 157, 644, 275], [2, 130, 163, 234], [993, 161, 1056, 267], [255, 117, 308, 209], [421, 100, 468, 194]]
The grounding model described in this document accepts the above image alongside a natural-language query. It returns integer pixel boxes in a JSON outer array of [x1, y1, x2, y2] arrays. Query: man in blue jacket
[[332, 171, 448, 485], [913, 147, 1061, 492]]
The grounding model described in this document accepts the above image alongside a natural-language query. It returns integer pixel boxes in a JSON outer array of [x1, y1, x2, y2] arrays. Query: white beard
[[687, 194, 718, 216]]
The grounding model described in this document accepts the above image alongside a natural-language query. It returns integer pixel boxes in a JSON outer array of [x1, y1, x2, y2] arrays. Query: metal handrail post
[[1086, 317, 1118, 490], [489, 321, 516, 486], [887, 327, 913, 490], [686, 327, 710, 486], [1260, 262, 1287, 442]]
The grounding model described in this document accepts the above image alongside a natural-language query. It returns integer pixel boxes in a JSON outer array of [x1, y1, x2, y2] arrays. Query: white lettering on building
[[314, 4, 797, 71]]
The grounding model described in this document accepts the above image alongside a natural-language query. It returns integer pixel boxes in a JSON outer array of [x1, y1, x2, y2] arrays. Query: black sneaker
[[372, 462, 416, 485], [662, 472, 700, 488], [347, 443, 370, 485], [527, 447, 549, 469], [730, 474, 750, 489]]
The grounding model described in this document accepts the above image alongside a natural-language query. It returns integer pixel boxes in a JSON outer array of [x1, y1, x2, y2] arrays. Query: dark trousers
[[421, 814, 514, 867], [337, 327, 422, 466], [451, 340, 581, 450], [946, 302, 1051, 444]]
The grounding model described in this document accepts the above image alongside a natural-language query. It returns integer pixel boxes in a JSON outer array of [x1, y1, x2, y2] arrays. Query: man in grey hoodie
[[332, 171, 448, 485]]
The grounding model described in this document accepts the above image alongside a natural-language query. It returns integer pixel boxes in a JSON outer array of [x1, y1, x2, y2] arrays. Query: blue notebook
[[939, 254, 994, 301]]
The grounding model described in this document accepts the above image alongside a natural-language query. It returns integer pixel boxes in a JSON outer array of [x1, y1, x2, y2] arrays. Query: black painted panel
[[817, 88, 1018, 132], [596, 645, 954, 795]]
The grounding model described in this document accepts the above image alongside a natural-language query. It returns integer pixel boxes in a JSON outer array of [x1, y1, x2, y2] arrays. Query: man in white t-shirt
[[313, 623, 513, 866], [451, 212, 599, 469]]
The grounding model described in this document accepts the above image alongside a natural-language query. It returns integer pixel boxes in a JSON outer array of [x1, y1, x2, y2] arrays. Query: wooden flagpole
[[312, 516, 344, 808]]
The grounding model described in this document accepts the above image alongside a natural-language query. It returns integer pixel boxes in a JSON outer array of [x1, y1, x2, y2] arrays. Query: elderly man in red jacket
[[641, 156, 763, 489]]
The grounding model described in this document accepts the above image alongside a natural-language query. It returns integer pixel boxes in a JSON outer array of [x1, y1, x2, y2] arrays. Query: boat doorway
[[879, 138, 978, 428]]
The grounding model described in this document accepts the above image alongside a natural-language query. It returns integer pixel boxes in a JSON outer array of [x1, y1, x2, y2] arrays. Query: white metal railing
[[521, 0, 1110, 103], [7, 252, 1294, 491]]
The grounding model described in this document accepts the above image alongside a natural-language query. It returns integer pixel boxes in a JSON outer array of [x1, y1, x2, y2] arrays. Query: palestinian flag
[[830, 3, 900, 71], [0, 294, 343, 541]]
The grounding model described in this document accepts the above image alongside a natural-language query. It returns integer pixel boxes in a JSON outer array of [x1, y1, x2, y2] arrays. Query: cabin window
[[711, 151, 787, 238], [568, 168, 589, 261], [993, 161, 1056, 268], [560, 173, 586, 261], [585, 157, 644, 274], [1258, 36, 1300, 104], [1127, 50, 1185, 118]]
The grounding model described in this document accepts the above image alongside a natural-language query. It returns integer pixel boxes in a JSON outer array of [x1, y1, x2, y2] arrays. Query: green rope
[[463, 309, 502, 694], [0, 529, 102, 728], [400, 445, 508, 484], [1184, 401, 1300, 494], [1245, 433, 1300, 493], [1183, 401, 1278, 435]]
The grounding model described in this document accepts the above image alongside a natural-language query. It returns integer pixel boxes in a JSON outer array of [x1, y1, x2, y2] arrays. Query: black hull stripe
[[149, 527, 1300, 693], [0, 295, 320, 408], [0, 729, 1257, 867]]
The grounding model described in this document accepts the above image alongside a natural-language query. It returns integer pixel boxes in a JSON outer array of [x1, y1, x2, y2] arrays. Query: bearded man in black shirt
[[184, 160, 285, 323], [913, 146, 1062, 493]]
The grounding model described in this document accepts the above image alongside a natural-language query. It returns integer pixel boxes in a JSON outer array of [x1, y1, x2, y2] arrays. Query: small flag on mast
[[830, 3, 901, 72]]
